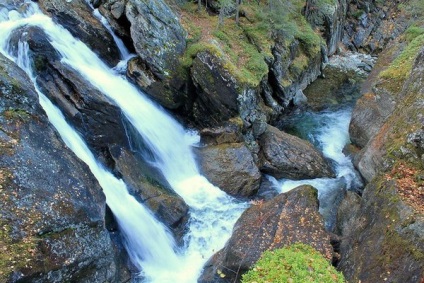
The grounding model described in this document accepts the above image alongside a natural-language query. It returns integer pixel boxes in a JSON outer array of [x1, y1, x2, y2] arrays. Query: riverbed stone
[[258, 125, 335, 179], [194, 143, 261, 198], [199, 185, 332, 283]]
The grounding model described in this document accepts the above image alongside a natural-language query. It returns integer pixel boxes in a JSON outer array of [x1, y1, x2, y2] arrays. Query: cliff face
[[339, 23, 424, 282], [0, 54, 129, 282]]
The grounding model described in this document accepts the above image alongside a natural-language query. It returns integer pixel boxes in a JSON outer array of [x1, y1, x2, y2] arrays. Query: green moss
[[179, 0, 323, 87], [0, 220, 38, 281], [404, 25, 424, 42], [352, 9, 365, 19], [242, 243, 345, 283], [2, 108, 30, 122], [379, 33, 424, 91]]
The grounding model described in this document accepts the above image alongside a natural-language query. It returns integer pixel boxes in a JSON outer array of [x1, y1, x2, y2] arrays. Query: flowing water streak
[[275, 108, 363, 229], [0, 3, 246, 282], [0, 21, 180, 279]]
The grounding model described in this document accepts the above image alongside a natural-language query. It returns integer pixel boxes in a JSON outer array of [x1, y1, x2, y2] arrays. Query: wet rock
[[199, 185, 332, 283], [0, 53, 124, 282], [335, 190, 361, 235], [109, 146, 189, 241], [37, 0, 121, 66], [304, 52, 373, 110], [258, 125, 335, 179], [8, 26, 130, 156], [194, 143, 261, 198], [254, 176, 279, 201], [126, 56, 188, 110]]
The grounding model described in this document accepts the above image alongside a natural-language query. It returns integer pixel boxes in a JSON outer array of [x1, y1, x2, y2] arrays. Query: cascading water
[[273, 107, 363, 229], [4, 32, 180, 277], [0, 2, 246, 282]]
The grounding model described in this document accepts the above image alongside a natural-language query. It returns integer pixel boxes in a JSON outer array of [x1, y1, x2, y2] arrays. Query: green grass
[[242, 243, 345, 283]]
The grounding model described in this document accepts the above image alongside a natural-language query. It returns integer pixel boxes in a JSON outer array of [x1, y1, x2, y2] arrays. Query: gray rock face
[[342, 0, 409, 53], [194, 143, 261, 198], [0, 53, 123, 282], [191, 51, 239, 127], [269, 34, 322, 110], [258, 125, 335, 179], [125, 0, 186, 77], [127, 56, 188, 110], [305, 0, 347, 56], [338, 180, 424, 283], [349, 87, 396, 149], [37, 0, 121, 66], [338, 38, 424, 283], [199, 185, 332, 283]]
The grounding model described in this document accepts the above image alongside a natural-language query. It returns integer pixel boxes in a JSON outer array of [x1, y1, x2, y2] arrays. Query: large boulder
[[194, 143, 261, 198], [199, 185, 333, 283], [258, 125, 334, 179], [125, 0, 186, 77], [37, 0, 121, 66], [0, 53, 125, 282], [191, 51, 240, 127]]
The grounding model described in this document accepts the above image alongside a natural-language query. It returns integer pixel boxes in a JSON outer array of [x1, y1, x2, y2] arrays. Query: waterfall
[[0, 2, 246, 282], [4, 26, 179, 277]]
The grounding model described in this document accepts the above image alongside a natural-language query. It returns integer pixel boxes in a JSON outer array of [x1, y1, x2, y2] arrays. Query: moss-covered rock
[[242, 243, 345, 283], [199, 185, 333, 283]]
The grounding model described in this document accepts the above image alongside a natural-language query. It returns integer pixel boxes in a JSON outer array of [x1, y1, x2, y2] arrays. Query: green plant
[[242, 243, 345, 283], [379, 33, 424, 90], [404, 25, 424, 42]]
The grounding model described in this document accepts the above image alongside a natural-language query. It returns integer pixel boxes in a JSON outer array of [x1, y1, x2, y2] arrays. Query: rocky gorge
[[0, 0, 423, 282]]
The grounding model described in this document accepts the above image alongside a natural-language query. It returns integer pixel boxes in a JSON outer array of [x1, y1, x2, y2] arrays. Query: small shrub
[[242, 243, 345, 283]]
